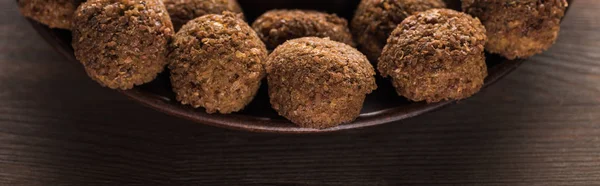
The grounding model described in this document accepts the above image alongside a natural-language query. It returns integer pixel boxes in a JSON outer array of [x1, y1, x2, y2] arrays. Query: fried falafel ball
[[252, 10, 354, 50], [351, 0, 446, 62], [378, 9, 487, 103], [169, 12, 268, 114], [462, 0, 568, 59], [267, 37, 377, 129], [72, 0, 174, 90], [163, 0, 243, 30], [18, 0, 82, 29]]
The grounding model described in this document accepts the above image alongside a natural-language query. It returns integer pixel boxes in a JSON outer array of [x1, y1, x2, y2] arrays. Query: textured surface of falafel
[[163, 0, 243, 30], [169, 12, 268, 114], [462, 0, 568, 59], [72, 0, 174, 90], [18, 0, 81, 29], [267, 37, 377, 129], [351, 0, 446, 62], [252, 10, 354, 50], [378, 9, 487, 103]]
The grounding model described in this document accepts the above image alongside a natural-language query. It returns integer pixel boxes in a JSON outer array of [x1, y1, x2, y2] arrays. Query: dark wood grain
[[1, 0, 600, 185]]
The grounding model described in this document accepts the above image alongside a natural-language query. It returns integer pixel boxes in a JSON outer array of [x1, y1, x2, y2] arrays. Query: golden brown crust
[[163, 0, 243, 30], [266, 37, 377, 129], [378, 9, 487, 103], [351, 0, 446, 62], [252, 10, 354, 50], [168, 12, 268, 114], [18, 0, 81, 29], [462, 0, 568, 59], [72, 0, 174, 90]]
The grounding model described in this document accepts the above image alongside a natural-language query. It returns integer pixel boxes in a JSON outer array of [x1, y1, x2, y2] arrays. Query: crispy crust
[[18, 0, 81, 29], [252, 10, 354, 50], [351, 0, 446, 62], [168, 12, 268, 114], [72, 0, 174, 90], [378, 9, 487, 103], [163, 0, 243, 30], [266, 37, 377, 128], [462, 0, 568, 59]]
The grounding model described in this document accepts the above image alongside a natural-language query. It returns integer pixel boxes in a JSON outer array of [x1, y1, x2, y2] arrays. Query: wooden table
[[2, 0, 599, 185]]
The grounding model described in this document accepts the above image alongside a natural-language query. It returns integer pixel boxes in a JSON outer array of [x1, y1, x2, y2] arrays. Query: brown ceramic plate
[[26, 0, 571, 133]]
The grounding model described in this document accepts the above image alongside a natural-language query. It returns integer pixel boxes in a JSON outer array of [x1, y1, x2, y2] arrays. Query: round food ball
[[169, 12, 268, 114], [351, 0, 446, 62], [462, 0, 568, 59], [267, 37, 377, 129], [252, 10, 354, 50], [163, 0, 243, 30], [378, 9, 487, 103], [18, 0, 81, 29], [72, 0, 174, 90]]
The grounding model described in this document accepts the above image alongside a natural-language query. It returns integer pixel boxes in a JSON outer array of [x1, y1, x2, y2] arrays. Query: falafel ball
[[163, 0, 243, 30], [378, 9, 487, 103], [18, 0, 82, 29], [267, 37, 377, 128], [462, 0, 568, 59], [169, 12, 268, 114], [252, 10, 354, 50], [351, 0, 446, 62], [72, 0, 174, 90]]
